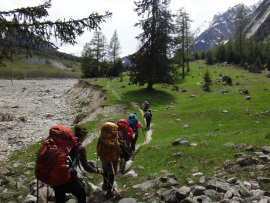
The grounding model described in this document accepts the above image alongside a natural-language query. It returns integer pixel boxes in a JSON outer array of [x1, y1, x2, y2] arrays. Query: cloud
[[1, 0, 260, 57]]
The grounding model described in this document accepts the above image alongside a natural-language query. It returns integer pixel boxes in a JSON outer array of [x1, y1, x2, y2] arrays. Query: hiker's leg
[[53, 187, 66, 203], [103, 172, 109, 188], [70, 178, 86, 203], [130, 139, 135, 152], [134, 132, 138, 144], [107, 173, 115, 191]]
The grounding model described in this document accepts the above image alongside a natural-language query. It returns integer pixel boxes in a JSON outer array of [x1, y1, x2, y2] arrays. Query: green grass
[[0, 54, 81, 79], [84, 60, 270, 196], [2, 60, 270, 201]]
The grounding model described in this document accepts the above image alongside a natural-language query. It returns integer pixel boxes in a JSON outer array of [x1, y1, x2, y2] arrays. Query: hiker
[[97, 122, 123, 199], [52, 125, 101, 203], [142, 101, 149, 114], [117, 119, 134, 174], [108, 119, 123, 140], [129, 113, 143, 154], [143, 109, 152, 130]]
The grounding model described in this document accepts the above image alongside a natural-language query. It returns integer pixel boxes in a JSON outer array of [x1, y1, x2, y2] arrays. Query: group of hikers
[[35, 101, 152, 202]]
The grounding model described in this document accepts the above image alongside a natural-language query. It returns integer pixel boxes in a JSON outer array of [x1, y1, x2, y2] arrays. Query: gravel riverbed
[[0, 79, 78, 163]]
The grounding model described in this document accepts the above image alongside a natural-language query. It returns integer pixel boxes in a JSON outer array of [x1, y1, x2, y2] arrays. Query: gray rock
[[176, 186, 191, 201], [23, 195, 37, 203], [223, 143, 234, 147], [2, 190, 17, 201], [133, 178, 159, 189], [180, 197, 197, 203], [205, 177, 231, 192], [161, 189, 178, 202], [118, 198, 137, 203], [236, 155, 258, 166], [261, 146, 270, 153], [172, 138, 189, 146], [0, 167, 9, 174], [237, 183, 251, 197], [257, 176, 270, 183], [191, 186, 206, 196]]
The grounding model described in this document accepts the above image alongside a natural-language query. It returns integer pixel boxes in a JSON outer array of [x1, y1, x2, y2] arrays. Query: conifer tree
[[108, 30, 121, 65], [90, 31, 107, 76], [0, 0, 112, 67], [234, 4, 249, 64], [129, 0, 174, 91], [80, 43, 95, 78], [175, 8, 193, 78]]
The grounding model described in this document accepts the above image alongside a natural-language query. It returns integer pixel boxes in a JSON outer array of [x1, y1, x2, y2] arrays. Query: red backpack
[[35, 125, 77, 186], [117, 119, 129, 141]]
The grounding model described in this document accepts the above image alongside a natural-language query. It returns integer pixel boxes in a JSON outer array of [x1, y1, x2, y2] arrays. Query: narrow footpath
[[89, 104, 153, 202]]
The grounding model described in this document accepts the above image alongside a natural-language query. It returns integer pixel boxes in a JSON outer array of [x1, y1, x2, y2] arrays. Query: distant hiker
[[142, 101, 149, 114], [36, 125, 101, 203], [129, 113, 143, 155], [117, 119, 134, 174], [97, 122, 123, 199], [143, 109, 152, 130]]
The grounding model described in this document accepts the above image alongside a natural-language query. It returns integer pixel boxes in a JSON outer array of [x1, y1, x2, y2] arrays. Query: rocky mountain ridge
[[193, 1, 262, 53]]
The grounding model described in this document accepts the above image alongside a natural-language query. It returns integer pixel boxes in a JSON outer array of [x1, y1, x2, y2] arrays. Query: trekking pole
[[100, 172, 118, 193]]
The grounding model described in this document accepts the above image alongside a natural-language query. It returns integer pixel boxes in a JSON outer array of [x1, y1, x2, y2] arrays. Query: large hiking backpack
[[35, 125, 77, 186], [97, 122, 123, 162], [128, 113, 138, 133], [143, 101, 149, 112], [117, 119, 129, 141], [145, 110, 152, 120]]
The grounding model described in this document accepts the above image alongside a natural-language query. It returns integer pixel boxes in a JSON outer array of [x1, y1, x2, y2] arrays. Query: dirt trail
[[89, 103, 154, 202]]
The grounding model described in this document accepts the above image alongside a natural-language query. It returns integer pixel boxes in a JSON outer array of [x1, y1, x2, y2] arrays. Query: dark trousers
[[131, 132, 138, 152], [146, 119, 151, 130], [103, 173, 114, 191], [52, 176, 86, 203]]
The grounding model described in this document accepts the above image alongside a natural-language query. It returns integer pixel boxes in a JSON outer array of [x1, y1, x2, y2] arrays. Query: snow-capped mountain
[[193, 1, 262, 53]]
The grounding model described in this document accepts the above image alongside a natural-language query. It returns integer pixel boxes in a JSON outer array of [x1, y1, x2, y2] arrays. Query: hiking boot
[[102, 183, 108, 191], [106, 190, 114, 199]]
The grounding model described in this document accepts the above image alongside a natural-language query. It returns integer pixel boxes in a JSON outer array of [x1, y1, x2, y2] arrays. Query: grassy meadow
[[0, 54, 81, 79], [3, 60, 270, 200], [83, 60, 270, 193]]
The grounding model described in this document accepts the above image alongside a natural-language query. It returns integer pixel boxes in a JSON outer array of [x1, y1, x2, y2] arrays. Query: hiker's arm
[[79, 147, 100, 173]]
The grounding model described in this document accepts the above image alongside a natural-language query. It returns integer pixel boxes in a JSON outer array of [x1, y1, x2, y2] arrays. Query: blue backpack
[[128, 113, 138, 133]]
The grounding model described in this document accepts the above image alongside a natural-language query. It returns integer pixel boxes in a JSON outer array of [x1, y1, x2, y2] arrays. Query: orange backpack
[[97, 122, 123, 162], [35, 125, 77, 186]]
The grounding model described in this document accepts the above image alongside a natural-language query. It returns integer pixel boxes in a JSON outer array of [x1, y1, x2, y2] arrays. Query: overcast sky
[[2, 0, 260, 57]]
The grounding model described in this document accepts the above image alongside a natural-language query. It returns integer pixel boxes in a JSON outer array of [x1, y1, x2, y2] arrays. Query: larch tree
[[90, 30, 107, 76], [108, 30, 121, 65], [0, 0, 112, 67], [129, 0, 174, 91], [234, 4, 249, 64], [175, 8, 192, 79]]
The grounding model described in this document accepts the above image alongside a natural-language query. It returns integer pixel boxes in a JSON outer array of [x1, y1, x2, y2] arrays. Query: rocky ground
[[0, 79, 78, 163]]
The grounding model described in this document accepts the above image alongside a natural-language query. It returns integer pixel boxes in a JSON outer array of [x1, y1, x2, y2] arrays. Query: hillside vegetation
[[0, 50, 81, 79], [2, 60, 270, 202]]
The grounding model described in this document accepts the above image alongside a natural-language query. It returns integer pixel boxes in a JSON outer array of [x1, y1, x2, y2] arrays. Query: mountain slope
[[193, 1, 261, 53], [246, 0, 270, 41]]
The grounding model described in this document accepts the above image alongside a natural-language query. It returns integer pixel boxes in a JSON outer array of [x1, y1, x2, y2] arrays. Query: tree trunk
[[147, 82, 153, 91]]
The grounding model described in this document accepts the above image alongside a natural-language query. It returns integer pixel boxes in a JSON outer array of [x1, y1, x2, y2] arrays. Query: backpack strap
[[69, 143, 82, 172]]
